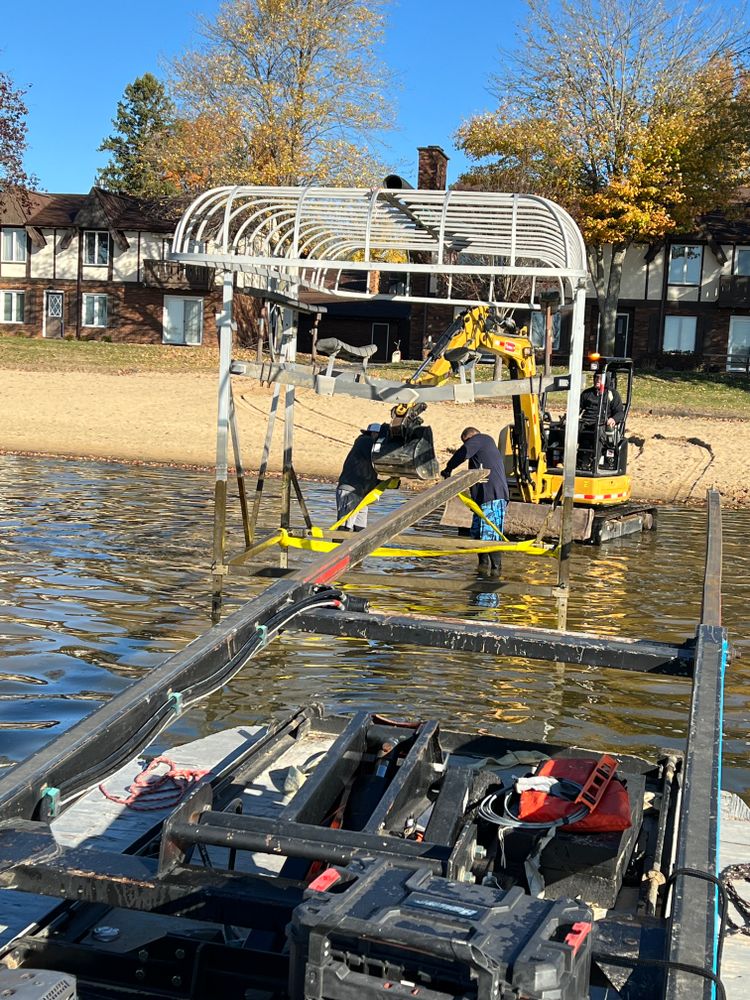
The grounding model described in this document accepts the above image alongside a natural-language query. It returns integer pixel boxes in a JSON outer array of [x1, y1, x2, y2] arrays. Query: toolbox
[[289, 859, 593, 1000]]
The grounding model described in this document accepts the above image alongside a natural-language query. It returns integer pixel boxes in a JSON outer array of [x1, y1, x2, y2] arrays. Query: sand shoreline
[[1, 369, 747, 507]]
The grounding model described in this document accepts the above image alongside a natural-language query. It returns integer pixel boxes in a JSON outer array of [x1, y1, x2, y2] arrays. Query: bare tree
[[0, 70, 38, 202], [457, 0, 750, 351], [160, 0, 393, 190]]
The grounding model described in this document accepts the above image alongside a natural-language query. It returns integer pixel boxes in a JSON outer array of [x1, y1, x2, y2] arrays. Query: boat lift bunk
[[0, 489, 734, 1000]]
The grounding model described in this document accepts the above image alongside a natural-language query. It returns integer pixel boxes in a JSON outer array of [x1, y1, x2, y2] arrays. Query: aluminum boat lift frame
[[169, 186, 590, 622]]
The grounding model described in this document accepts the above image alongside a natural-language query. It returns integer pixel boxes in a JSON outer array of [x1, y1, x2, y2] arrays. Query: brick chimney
[[417, 146, 449, 190]]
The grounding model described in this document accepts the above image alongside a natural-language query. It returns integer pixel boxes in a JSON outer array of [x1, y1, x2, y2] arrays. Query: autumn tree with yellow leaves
[[457, 0, 750, 352], [159, 0, 392, 192]]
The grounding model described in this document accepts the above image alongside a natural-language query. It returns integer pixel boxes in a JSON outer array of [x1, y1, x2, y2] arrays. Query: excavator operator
[[580, 372, 624, 429], [579, 372, 625, 471]]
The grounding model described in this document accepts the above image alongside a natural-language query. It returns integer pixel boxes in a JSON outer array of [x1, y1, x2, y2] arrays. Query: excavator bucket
[[372, 425, 439, 481]]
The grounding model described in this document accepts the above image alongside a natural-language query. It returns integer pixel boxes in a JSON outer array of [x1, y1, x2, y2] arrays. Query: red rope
[[99, 755, 210, 811]]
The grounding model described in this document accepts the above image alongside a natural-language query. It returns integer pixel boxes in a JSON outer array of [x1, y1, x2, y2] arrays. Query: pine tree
[[98, 74, 176, 197]]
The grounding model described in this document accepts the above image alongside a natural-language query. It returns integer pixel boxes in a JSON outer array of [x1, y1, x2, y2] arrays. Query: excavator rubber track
[[589, 502, 657, 544]]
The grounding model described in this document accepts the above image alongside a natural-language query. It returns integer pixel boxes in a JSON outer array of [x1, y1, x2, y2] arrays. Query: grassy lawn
[[0, 336, 226, 374], [1, 336, 748, 418]]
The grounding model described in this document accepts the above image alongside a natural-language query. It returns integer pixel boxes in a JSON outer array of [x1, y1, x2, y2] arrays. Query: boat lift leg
[[249, 383, 282, 542], [211, 272, 234, 621], [280, 306, 297, 570], [291, 465, 314, 530], [229, 384, 251, 549]]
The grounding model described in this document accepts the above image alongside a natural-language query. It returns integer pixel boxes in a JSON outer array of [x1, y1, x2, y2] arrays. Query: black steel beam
[[666, 492, 727, 1000], [0, 470, 485, 822], [167, 812, 450, 871], [291, 609, 694, 676], [0, 823, 304, 917]]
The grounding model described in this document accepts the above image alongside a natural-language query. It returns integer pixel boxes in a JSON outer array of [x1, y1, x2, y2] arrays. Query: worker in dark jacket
[[441, 427, 508, 578], [336, 423, 382, 531], [580, 372, 624, 428]]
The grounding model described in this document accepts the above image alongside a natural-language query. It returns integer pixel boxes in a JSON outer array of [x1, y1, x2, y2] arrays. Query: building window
[[728, 316, 750, 372], [84, 231, 110, 266], [668, 245, 702, 285], [1, 228, 27, 263], [1, 290, 25, 323], [663, 315, 697, 353], [82, 294, 108, 327], [531, 311, 561, 351], [735, 247, 750, 276], [163, 295, 203, 345]]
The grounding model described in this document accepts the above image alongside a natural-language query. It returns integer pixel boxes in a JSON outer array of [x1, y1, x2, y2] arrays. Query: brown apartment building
[[0, 187, 222, 346], [3, 161, 750, 370]]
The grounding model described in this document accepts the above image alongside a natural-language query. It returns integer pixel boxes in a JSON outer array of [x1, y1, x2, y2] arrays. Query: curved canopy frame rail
[[171, 186, 588, 307]]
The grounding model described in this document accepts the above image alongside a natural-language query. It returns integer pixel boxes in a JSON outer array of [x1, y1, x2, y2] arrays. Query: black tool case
[[289, 859, 593, 1000]]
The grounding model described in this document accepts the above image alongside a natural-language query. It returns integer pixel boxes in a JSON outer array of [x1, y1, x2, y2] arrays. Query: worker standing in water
[[441, 427, 508, 578], [336, 423, 383, 531]]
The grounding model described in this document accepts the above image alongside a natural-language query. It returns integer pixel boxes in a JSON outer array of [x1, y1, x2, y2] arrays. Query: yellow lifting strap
[[278, 529, 555, 559], [456, 491, 509, 541], [328, 477, 400, 532], [265, 477, 558, 560]]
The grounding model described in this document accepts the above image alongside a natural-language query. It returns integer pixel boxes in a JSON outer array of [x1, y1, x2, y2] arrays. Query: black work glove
[[441, 468, 450, 479]]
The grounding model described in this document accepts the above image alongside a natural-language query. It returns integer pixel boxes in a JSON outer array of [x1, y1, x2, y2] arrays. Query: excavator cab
[[543, 358, 633, 475], [573, 357, 633, 477]]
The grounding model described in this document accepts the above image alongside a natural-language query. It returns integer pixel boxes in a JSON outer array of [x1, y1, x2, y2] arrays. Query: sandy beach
[[0, 369, 746, 506]]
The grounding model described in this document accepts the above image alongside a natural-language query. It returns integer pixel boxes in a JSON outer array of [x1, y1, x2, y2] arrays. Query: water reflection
[[0, 454, 747, 799]]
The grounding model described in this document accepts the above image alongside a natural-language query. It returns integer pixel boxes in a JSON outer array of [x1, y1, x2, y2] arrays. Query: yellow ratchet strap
[[274, 478, 558, 559]]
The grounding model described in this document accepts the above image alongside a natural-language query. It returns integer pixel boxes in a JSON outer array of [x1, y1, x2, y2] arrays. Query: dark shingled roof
[[1, 187, 186, 233]]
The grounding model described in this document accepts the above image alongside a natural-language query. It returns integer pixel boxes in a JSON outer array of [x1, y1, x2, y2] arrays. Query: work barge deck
[[0, 186, 743, 999], [0, 484, 739, 1000]]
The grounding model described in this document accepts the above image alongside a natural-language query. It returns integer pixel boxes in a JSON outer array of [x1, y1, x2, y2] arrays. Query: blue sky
[[1, 0, 524, 193]]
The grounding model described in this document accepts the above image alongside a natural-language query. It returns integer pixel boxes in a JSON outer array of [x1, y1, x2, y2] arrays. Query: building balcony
[[142, 259, 214, 291], [718, 275, 750, 308]]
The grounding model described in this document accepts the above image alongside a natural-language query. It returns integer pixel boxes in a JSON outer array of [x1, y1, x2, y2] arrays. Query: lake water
[[0, 454, 747, 797]]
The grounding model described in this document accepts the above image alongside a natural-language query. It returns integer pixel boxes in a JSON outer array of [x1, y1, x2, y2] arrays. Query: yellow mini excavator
[[406, 306, 655, 543]]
